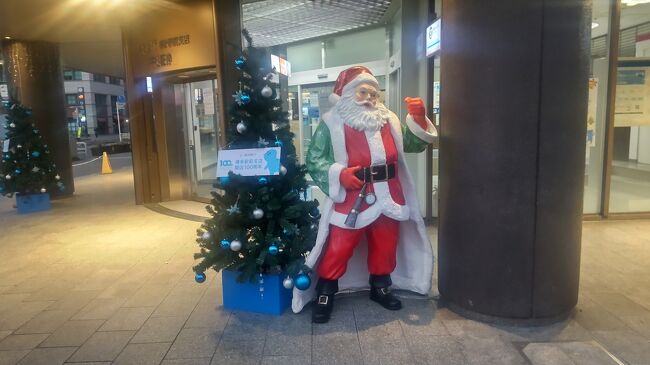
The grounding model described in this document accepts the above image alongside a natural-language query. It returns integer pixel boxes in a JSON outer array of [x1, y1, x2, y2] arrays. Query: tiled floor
[[0, 169, 649, 365]]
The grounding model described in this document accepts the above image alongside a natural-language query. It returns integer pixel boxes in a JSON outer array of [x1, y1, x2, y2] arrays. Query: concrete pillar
[[438, 0, 589, 322], [1, 40, 74, 197]]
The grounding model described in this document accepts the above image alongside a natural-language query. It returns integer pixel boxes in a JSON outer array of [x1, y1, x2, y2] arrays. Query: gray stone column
[[2, 40, 74, 197], [438, 0, 590, 322]]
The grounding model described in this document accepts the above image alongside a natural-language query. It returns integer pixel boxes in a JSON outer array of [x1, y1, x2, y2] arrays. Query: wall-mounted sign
[[271, 54, 291, 76], [615, 61, 650, 126], [216, 147, 281, 177], [426, 19, 441, 57], [1, 83, 10, 102], [126, 0, 216, 77]]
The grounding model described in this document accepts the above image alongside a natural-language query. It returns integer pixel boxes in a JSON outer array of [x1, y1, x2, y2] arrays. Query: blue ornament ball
[[220, 239, 231, 249], [219, 176, 230, 186], [294, 274, 311, 291], [258, 176, 268, 185], [240, 94, 251, 104], [31, 151, 40, 157], [14, 169, 21, 174], [274, 140, 283, 147], [195, 272, 206, 283], [234, 56, 246, 69], [268, 245, 279, 255], [283, 228, 291, 236]]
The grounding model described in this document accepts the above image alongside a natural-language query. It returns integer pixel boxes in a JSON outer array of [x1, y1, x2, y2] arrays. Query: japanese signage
[[216, 147, 282, 177], [426, 19, 441, 57], [138, 34, 191, 68], [615, 65, 650, 127], [126, 0, 216, 77]]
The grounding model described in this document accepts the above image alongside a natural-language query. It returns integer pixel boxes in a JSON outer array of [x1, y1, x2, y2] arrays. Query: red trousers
[[318, 215, 400, 280]]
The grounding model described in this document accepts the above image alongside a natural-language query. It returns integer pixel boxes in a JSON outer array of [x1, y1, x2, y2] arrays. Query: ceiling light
[[622, 0, 650, 5], [3, 36, 11, 40], [592, 22, 599, 29]]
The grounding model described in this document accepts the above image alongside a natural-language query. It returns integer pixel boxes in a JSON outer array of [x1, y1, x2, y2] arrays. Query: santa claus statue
[[292, 66, 437, 323]]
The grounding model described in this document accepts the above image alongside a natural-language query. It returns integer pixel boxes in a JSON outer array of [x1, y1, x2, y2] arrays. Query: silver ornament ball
[[261, 85, 273, 98], [236, 122, 247, 134], [201, 231, 212, 241], [55, 175, 61, 180], [280, 165, 287, 175], [253, 208, 264, 219], [9, 123, 15, 128], [230, 240, 242, 251], [40, 188, 46, 193], [5, 175, 11, 180], [283, 277, 294, 289]]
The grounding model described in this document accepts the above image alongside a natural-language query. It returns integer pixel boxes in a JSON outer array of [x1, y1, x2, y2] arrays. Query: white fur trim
[[406, 114, 437, 144], [329, 93, 341, 105], [327, 163, 346, 203], [341, 73, 379, 96]]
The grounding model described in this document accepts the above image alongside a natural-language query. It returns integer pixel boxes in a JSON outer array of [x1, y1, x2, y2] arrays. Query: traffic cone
[[101, 152, 113, 174]]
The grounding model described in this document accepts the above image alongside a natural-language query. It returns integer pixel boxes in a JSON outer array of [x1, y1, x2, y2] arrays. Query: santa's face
[[354, 83, 379, 108], [334, 81, 391, 132]]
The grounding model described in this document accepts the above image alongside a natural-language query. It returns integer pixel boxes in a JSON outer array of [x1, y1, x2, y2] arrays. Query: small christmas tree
[[193, 31, 319, 287], [0, 100, 64, 197]]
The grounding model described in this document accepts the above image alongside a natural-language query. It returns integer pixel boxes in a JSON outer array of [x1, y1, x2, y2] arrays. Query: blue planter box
[[16, 193, 51, 214], [222, 270, 292, 315]]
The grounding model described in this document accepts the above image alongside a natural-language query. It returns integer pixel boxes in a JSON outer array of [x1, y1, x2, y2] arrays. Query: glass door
[[174, 79, 219, 200]]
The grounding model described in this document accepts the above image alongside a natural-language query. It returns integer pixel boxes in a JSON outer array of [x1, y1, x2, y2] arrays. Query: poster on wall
[[426, 19, 441, 57], [614, 64, 650, 127], [203, 87, 215, 115], [587, 78, 598, 149]]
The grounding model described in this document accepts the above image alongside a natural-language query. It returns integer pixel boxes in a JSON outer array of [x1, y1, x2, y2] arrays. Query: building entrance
[[170, 78, 220, 201]]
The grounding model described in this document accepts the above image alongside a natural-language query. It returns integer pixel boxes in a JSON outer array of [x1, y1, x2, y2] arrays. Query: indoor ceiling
[[242, 0, 393, 47], [592, 0, 650, 38]]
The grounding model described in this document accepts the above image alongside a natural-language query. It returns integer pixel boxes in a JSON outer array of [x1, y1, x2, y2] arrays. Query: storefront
[[585, 0, 650, 218], [121, 0, 240, 204]]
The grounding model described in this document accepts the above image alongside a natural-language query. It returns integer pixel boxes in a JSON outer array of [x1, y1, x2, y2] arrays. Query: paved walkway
[[0, 169, 649, 365]]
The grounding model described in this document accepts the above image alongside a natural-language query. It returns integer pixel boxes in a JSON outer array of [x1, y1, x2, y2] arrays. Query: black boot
[[369, 274, 402, 310], [312, 278, 338, 323]]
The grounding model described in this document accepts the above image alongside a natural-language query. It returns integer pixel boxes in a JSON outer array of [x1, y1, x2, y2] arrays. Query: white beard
[[333, 92, 391, 132]]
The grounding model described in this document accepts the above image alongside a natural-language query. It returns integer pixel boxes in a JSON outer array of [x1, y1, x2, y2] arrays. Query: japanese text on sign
[[216, 147, 281, 177]]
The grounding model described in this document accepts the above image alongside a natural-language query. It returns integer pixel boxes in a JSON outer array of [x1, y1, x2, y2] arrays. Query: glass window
[[609, 4, 650, 213], [93, 73, 106, 83], [65, 94, 77, 106], [583, 0, 611, 214]]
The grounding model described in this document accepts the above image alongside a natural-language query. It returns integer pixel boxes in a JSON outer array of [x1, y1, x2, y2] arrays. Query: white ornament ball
[[236, 122, 247, 134], [230, 240, 242, 251], [201, 231, 211, 241], [9, 123, 15, 128], [280, 165, 287, 175], [253, 208, 264, 219], [40, 188, 46, 193], [16, 144, 22, 149], [55, 175, 60, 180], [5, 174, 11, 180], [261, 85, 273, 98], [283, 277, 294, 289]]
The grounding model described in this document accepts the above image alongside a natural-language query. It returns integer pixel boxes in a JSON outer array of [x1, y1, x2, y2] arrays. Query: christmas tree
[[193, 31, 319, 288], [0, 100, 64, 197]]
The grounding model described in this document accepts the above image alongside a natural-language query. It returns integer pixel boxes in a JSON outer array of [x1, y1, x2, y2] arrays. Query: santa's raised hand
[[404, 97, 427, 129]]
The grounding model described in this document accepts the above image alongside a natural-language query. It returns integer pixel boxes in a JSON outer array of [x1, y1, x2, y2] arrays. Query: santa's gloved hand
[[340, 166, 364, 190], [404, 97, 427, 129]]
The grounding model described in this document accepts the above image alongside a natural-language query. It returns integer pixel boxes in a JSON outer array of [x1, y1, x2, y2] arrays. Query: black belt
[[354, 163, 396, 183]]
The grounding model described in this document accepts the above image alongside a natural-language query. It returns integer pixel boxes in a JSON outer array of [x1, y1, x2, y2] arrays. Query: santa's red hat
[[329, 66, 379, 105]]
